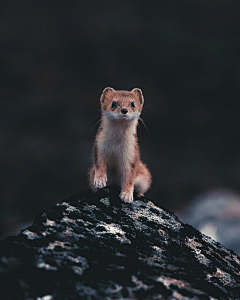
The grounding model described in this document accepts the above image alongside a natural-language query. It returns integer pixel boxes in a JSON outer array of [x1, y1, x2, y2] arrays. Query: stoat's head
[[100, 87, 144, 122]]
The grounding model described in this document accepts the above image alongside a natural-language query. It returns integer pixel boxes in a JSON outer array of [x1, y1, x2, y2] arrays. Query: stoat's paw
[[120, 192, 133, 203], [94, 173, 107, 189]]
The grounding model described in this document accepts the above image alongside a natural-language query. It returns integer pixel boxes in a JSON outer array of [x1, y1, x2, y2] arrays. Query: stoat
[[88, 87, 151, 203]]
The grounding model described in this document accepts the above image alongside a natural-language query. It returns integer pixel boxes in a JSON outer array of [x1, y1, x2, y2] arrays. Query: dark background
[[1, 0, 240, 240]]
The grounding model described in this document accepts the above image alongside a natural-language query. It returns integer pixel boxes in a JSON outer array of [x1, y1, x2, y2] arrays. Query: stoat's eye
[[111, 101, 117, 108], [131, 101, 135, 108]]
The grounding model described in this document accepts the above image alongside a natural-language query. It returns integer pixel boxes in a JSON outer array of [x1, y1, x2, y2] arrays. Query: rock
[[0, 186, 240, 300]]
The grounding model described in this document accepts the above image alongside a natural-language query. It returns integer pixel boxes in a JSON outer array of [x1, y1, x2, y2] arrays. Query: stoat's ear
[[132, 88, 144, 105], [100, 87, 115, 104]]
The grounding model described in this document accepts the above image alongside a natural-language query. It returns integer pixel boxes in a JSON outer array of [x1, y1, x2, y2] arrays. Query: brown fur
[[88, 87, 151, 203]]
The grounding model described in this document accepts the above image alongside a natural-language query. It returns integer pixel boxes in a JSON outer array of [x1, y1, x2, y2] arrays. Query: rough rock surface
[[0, 186, 240, 300]]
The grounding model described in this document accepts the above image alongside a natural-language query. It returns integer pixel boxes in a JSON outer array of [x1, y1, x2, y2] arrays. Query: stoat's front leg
[[120, 165, 135, 203], [93, 144, 107, 189]]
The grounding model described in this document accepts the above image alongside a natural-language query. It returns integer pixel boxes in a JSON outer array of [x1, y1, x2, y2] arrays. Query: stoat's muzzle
[[104, 110, 140, 121]]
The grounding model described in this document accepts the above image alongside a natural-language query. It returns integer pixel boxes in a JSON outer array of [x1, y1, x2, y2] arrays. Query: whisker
[[139, 117, 148, 132], [80, 113, 101, 135], [91, 119, 102, 132], [89, 113, 101, 121]]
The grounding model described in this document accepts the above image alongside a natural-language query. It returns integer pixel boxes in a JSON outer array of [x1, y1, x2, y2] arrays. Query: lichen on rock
[[0, 186, 240, 299]]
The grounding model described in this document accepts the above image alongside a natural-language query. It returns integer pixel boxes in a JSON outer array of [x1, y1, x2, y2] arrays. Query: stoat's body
[[89, 87, 151, 203]]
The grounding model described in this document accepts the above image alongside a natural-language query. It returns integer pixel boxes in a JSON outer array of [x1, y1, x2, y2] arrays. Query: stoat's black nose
[[121, 108, 128, 114]]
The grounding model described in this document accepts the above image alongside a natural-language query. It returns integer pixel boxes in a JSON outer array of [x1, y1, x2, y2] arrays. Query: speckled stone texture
[[0, 187, 240, 300]]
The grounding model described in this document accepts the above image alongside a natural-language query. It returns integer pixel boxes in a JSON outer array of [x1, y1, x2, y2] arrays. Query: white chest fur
[[98, 118, 137, 170]]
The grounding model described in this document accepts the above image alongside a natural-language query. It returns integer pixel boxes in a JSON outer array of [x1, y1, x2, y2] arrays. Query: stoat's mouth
[[104, 110, 140, 121], [114, 114, 136, 121], [118, 114, 129, 119]]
